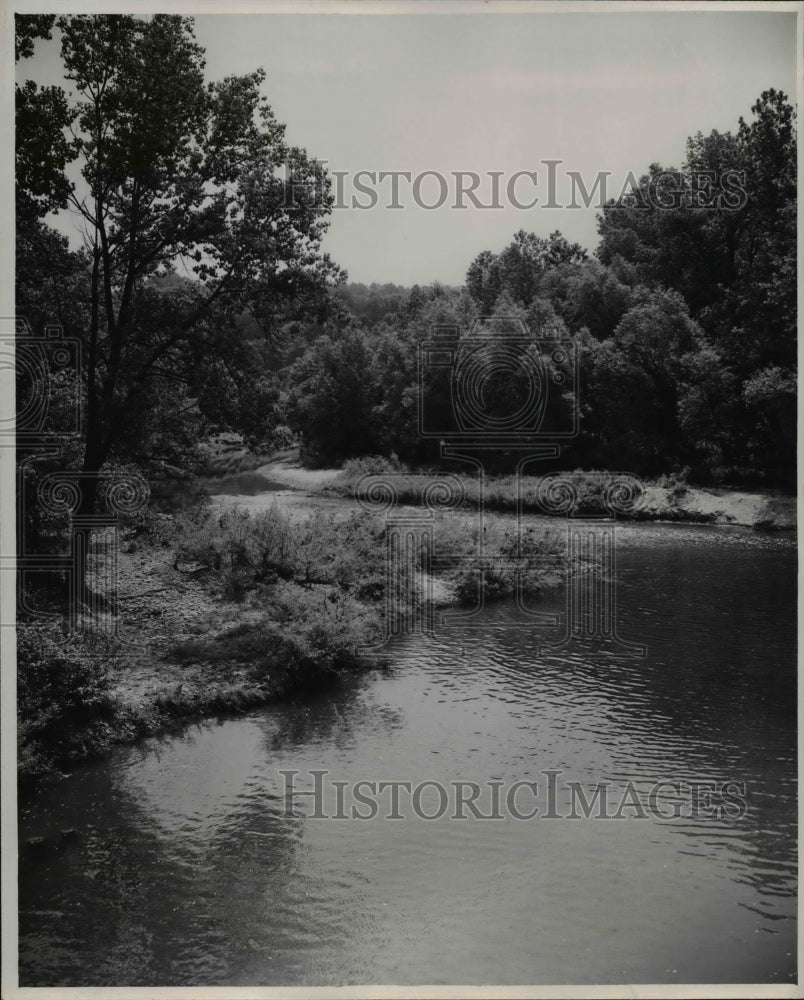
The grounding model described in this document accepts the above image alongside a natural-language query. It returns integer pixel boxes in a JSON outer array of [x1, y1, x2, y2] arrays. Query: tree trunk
[[70, 446, 103, 625]]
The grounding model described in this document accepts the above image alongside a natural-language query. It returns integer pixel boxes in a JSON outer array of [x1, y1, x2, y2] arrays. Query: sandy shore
[[638, 483, 796, 529], [253, 453, 343, 490]]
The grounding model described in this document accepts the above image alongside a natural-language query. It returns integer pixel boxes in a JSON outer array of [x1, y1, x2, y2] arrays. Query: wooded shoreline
[[19, 458, 795, 786]]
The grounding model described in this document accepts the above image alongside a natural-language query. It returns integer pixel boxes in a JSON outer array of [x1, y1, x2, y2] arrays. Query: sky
[[22, 9, 798, 286]]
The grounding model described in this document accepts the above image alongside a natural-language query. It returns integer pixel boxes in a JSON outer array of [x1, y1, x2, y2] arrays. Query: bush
[[654, 469, 691, 505], [174, 504, 394, 601], [17, 623, 116, 777], [168, 583, 380, 685], [335, 454, 405, 486], [176, 505, 300, 599], [447, 520, 565, 605]]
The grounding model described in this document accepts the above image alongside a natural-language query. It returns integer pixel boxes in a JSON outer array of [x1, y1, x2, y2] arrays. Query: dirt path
[[254, 452, 343, 490]]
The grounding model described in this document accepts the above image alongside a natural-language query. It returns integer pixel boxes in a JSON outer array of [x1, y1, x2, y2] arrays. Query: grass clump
[[17, 623, 118, 779], [336, 455, 405, 480], [435, 516, 567, 605], [337, 464, 649, 518], [168, 586, 379, 688], [174, 505, 389, 599]]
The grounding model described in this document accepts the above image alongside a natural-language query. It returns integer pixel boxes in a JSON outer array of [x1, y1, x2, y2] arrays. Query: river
[[18, 480, 797, 986]]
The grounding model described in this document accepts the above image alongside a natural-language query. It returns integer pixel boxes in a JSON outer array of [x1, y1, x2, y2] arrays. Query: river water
[[18, 489, 797, 986]]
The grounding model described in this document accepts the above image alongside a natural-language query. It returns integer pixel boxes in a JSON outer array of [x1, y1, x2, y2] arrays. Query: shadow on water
[[147, 471, 293, 515], [19, 671, 381, 986], [19, 525, 797, 987], [201, 472, 293, 497]]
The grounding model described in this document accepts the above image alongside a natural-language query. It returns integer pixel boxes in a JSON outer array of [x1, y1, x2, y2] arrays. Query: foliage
[[466, 230, 588, 311], [15, 13, 345, 596], [595, 89, 796, 485], [290, 92, 795, 488], [334, 282, 411, 325], [170, 583, 379, 682], [175, 504, 389, 600], [337, 455, 405, 480], [17, 623, 116, 776], [284, 328, 377, 461]]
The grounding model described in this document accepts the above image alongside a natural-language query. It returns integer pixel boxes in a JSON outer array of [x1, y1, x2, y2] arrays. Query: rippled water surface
[[19, 522, 796, 986]]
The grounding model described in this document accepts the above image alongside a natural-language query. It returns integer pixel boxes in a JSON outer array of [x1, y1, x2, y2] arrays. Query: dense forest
[[17, 14, 796, 573], [286, 92, 795, 485]]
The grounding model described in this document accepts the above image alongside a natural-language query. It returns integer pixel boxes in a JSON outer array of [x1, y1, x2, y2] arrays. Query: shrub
[[434, 515, 566, 605], [175, 505, 300, 598], [168, 584, 380, 685], [335, 454, 405, 489], [17, 623, 116, 777], [174, 504, 394, 602]]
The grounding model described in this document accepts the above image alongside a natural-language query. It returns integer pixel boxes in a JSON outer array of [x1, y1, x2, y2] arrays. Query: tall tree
[[16, 14, 343, 598], [466, 230, 587, 311], [15, 15, 77, 224], [596, 90, 796, 484]]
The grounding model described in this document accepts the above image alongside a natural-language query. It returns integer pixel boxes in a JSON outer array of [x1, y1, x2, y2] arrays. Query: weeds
[[17, 623, 117, 779], [20, 494, 574, 783]]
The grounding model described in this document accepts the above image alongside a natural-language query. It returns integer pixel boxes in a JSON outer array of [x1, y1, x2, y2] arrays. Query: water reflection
[[19, 527, 796, 986], [202, 472, 293, 497]]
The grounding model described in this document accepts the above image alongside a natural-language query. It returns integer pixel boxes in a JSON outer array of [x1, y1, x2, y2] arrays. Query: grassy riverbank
[[20, 448, 794, 782], [201, 445, 796, 531], [314, 458, 795, 530], [18, 499, 570, 782]]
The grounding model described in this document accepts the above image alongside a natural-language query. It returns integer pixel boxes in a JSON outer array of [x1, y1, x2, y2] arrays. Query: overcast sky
[[25, 9, 797, 286]]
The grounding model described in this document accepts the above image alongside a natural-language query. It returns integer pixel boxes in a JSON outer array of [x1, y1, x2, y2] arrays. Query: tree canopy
[[16, 13, 344, 593], [17, 6, 796, 563]]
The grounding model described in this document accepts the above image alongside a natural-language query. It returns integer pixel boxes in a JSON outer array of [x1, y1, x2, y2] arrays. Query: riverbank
[[633, 482, 796, 529], [18, 495, 570, 782], [19, 517, 797, 989], [254, 454, 796, 530], [19, 450, 795, 782]]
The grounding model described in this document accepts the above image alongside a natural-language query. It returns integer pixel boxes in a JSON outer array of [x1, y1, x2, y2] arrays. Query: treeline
[[284, 90, 795, 486], [15, 10, 796, 567]]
